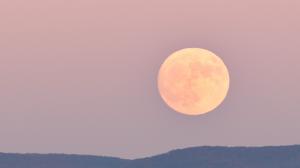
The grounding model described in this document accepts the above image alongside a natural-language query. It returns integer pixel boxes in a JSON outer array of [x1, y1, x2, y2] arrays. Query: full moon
[[158, 48, 230, 116]]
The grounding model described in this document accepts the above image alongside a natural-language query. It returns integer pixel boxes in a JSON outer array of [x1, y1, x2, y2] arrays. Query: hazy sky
[[1, 0, 300, 159]]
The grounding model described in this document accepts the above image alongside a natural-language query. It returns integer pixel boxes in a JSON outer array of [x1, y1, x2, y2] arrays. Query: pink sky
[[1, 0, 300, 159]]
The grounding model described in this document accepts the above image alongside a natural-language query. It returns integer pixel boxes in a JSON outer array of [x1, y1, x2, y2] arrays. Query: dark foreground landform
[[1, 145, 300, 168]]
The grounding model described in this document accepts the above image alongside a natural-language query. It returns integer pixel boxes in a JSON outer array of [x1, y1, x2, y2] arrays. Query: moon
[[158, 48, 230, 116]]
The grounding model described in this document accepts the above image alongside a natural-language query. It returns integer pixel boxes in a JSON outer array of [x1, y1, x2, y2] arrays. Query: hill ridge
[[1, 145, 300, 168]]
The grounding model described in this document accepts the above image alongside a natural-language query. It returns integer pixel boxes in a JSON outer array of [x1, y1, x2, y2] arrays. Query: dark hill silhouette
[[0, 153, 128, 168], [1, 145, 300, 168]]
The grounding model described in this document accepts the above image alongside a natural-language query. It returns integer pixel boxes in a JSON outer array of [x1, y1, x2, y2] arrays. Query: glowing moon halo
[[158, 48, 230, 116]]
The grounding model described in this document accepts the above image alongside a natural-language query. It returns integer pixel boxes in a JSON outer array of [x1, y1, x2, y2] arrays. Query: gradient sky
[[1, 0, 300, 159]]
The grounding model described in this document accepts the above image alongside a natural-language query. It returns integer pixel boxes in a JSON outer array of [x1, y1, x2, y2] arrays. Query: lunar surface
[[158, 48, 230, 115]]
